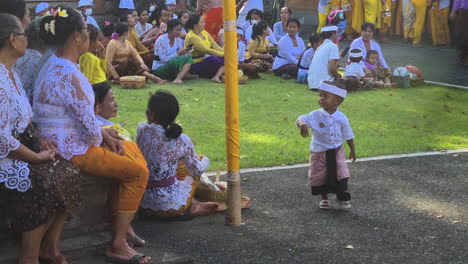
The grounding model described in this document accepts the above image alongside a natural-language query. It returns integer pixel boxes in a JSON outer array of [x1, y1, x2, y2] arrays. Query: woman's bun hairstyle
[[185, 13, 201, 30], [40, 6, 85, 46], [148, 90, 182, 139]]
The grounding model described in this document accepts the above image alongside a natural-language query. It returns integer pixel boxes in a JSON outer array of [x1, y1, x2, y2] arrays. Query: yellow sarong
[[363, 0, 382, 28], [428, 6, 451, 45], [403, 0, 428, 44]]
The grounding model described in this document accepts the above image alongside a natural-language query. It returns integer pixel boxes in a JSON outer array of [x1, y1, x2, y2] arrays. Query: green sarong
[[152, 56, 193, 80]]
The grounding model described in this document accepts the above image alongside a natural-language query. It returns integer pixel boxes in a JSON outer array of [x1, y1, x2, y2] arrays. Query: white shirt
[[297, 108, 354, 153], [33, 54, 103, 161], [349, 37, 389, 69], [153, 33, 186, 70], [273, 21, 286, 41], [135, 22, 153, 37], [244, 25, 278, 46], [0, 64, 33, 192], [272, 34, 305, 70], [119, 0, 135, 9], [344, 62, 365, 78], [238, 41, 246, 62], [298, 48, 315, 77], [237, 0, 264, 26], [308, 39, 340, 89], [86, 16, 99, 29]]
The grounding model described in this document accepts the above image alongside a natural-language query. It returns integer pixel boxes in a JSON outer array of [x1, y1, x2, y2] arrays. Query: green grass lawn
[[112, 75, 468, 171]]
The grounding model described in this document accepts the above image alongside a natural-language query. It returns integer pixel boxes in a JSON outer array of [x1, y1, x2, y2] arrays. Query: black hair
[[25, 19, 46, 51], [251, 21, 268, 41], [0, 14, 22, 49], [120, 13, 130, 22], [361, 22, 376, 33], [309, 33, 322, 45], [286, 18, 300, 28], [281, 7, 292, 15], [349, 48, 362, 63], [186, 13, 201, 30], [0, 0, 26, 21], [147, 90, 182, 139], [88, 24, 101, 43], [102, 21, 115, 37], [92, 81, 112, 105], [40, 7, 85, 46], [320, 30, 336, 40], [115, 22, 129, 36], [167, 19, 182, 33], [246, 8, 263, 21], [366, 49, 378, 59], [177, 10, 189, 20]]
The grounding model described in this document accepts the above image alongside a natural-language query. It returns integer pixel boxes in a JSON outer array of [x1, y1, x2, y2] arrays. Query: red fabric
[[203, 7, 224, 40]]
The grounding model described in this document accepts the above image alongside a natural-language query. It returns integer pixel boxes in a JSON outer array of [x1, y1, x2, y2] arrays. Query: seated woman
[[245, 21, 274, 74], [142, 8, 171, 49], [135, 9, 153, 38], [0, 12, 80, 264], [153, 19, 198, 85], [296, 33, 323, 84], [349, 22, 392, 80], [273, 6, 292, 41], [124, 11, 154, 69], [101, 20, 114, 48], [80, 24, 107, 85], [34, 8, 151, 263], [14, 19, 47, 103], [244, 12, 279, 48], [137, 90, 219, 219], [272, 18, 305, 79], [106, 22, 166, 84], [184, 14, 225, 83]]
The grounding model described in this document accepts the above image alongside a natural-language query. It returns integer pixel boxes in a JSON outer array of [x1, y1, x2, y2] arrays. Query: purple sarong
[[189, 56, 224, 78]]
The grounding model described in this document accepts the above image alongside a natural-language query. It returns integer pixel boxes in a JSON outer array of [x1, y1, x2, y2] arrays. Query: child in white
[[344, 48, 365, 78], [296, 81, 356, 209], [297, 33, 323, 84]]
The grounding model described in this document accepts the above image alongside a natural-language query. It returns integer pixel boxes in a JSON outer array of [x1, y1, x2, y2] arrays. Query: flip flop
[[127, 234, 146, 247], [105, 253, 151, 264]]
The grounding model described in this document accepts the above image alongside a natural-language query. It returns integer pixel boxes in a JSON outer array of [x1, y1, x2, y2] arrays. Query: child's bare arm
[[347, 139, 356, 162], [296, 120, 309, 138]]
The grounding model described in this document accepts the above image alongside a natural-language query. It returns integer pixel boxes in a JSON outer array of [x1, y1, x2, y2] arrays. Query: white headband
[[78, 0, 92, 8], [236, 29, 244, 36], [165, 0, 176, 5], [349, 49, 362, 58], [321, 25, 338, 33], [319, 82, 347, 98]]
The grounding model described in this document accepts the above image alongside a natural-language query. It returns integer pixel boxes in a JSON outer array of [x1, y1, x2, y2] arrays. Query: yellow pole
[[223, 0, 241, 226]]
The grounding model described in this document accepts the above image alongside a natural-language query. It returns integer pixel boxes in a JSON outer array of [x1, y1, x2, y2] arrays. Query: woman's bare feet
[[106, 242, 151, 264], [211, 77, 222, 83], [189, 199, 219, 216], [18, 256, 40, 264], [172, 79, 184, 85], [127, 226, 146, 247]]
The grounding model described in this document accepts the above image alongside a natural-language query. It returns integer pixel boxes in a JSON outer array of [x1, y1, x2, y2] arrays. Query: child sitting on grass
[[342, 48, 368, 91], [364, 50, 394, 88], [297, 33, 323, 84], [296, 81, 356, 210]]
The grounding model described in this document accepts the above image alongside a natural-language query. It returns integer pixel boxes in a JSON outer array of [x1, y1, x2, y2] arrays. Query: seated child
[[342, 48, 367, 91], [364, 50, 393, 88], [80, 24, 107, 85], [137, 90, 219, 219], [296, 81, 356, 210], [245, 21, 274, 74], [297, 33, 323, 84], [237, 28, 260, 79]]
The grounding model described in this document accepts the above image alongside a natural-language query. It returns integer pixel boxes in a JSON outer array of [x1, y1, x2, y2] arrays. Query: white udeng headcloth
[[78, 0, 93, 8], [349, 48, 362, 58], [165, 0, 176, 5], [319, 82, 347, 98]]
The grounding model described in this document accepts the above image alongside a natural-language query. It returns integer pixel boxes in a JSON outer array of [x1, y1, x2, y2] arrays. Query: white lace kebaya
[[136, 123, 209, 212], [0, 64, 33, 192], [33, 54, 103, 160]]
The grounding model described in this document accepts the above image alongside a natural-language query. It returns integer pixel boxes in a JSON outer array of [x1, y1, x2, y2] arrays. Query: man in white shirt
[[166, 0, 178, 19], [78, 0, 99, 29], [308, 25, 340, 90]]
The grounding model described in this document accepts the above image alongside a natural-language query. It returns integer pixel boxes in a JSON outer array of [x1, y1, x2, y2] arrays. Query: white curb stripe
[[206, 149, 468, 176], [425, 81, 468, 90]]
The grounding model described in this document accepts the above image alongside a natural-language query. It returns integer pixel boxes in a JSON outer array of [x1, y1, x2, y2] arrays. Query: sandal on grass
[[127, 234, 146, 247], [105, 253, 151, 264]]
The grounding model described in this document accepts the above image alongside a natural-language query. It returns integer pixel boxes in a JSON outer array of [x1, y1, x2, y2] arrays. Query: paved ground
[[73, 152, 467, 264]]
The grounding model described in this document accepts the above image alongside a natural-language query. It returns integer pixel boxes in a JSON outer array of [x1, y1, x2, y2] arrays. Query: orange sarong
[[71, 141, 149, 213]]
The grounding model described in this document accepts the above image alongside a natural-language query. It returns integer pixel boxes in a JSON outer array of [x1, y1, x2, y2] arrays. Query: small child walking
[[296, 81, 356, 209]]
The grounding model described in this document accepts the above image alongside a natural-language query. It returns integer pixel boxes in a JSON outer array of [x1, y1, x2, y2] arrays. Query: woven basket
[[120, 76, 146, 89], [195, 182, 227, 202]]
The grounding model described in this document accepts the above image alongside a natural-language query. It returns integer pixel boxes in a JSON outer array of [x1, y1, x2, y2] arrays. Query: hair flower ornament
[[105, 21, 111, 26], [44, 20, 56, 35], [111, 33, 119, 40], [44, 7, 68, 18]]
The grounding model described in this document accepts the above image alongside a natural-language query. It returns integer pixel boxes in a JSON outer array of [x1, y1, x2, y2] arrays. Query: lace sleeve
[[60, 72, 102, 147], [180, 135, 209, 177], [0, 85, 20, 158]]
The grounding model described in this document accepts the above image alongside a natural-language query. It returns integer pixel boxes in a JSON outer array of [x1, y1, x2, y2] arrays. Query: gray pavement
[[74, 152, 467, 264], [339, 40, 468, 87]]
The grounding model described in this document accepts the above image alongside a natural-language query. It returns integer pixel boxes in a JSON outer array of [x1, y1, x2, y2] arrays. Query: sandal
[[105, 253, 151, 264], [127, 234, 146, 247], [319, 200, 331, 210]]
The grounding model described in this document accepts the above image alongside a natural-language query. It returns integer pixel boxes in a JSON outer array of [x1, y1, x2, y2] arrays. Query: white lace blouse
[[0, 64, 33, 192], [33, 54, 102, 160], [14, 49, 43, 103], [136, 122, 209, 211]]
